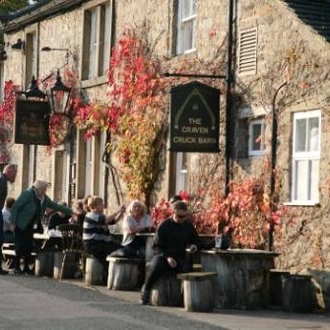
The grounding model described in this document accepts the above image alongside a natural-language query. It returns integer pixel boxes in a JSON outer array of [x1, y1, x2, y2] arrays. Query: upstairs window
[[292, 110, 320, 204], [248, 119, 265, 157], [82, 0, 112, 81], [238, 28, 257, 76], [25, 32, 37, 87], [176, 0, 197, 55]]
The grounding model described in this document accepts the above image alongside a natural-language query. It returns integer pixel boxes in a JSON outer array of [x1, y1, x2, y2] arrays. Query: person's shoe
[[140, 286, 149, 305], [0, 268, 8, 275], [23, 268, 34, 275], [13, 268, 24, 275]]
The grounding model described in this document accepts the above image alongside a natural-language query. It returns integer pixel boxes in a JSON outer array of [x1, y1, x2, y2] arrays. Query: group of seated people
[[80, 194, 202, 305], [2, 192, 202, 306]]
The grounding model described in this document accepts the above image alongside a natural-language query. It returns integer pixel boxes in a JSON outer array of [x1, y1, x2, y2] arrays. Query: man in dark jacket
[[0, 164, 17, 275], [140, 200, 202, 305]]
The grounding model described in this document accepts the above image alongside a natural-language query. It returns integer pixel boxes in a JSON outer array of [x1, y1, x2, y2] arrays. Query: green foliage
[[0, 0, 30, 14]]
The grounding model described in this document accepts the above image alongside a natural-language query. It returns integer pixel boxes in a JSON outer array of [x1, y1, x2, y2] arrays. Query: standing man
[[140, 201, 202, 305], [0, 164, 17, 275]]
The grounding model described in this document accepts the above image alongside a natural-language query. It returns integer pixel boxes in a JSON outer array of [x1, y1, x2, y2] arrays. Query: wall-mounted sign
[[14, 99, 51, 145], [170, 81, 220, 152]]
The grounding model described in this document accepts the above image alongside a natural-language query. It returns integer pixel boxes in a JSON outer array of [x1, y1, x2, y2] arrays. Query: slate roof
[[283, 0, 330, 43]]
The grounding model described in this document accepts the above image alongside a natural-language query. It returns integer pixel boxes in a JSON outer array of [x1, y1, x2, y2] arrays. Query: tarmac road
[[0, 274, 223, 330], [1, 273, 330, 330]]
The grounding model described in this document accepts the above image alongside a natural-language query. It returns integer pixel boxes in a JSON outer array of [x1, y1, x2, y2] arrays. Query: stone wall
[[234, 0, 330, 309], [3, 1, 330, 307]]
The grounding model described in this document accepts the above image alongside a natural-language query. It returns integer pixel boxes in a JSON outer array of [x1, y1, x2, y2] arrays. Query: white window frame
[[248, 118, 265, 157], [291, 110, 321, 205], [176, 0, 197, 55], [81, 0, 112, 82]]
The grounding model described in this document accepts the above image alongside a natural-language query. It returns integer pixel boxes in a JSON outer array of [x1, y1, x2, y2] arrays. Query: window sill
[[81, 76, 108, 88], [248, 153, 265, 158], [283, 201, 320, 207]]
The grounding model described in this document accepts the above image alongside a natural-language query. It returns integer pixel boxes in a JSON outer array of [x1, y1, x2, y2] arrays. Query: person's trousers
[[143, 255, 192, 292], [13, 227, 34, 270], [83, 240, 122, 269]]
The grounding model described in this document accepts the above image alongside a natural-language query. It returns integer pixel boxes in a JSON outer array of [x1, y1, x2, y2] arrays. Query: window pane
[[295, 160, 308, 200], [251, 123, 262, 151], [310, 159, 319, 200], [89, 9, 98, 79], [182, 20, 194, 51], [102, 4, 111, 75], [182, 0, 196, 18], [295, 118, 307, 152], [308, 118, 319, 152]]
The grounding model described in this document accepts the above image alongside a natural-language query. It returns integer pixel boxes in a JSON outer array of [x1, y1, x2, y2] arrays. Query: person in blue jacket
[[10, 179, 72, 275]]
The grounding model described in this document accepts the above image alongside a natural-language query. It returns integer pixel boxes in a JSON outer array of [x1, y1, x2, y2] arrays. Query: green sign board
[[14, 99, 51, 146], [170, 81, 220, 152]]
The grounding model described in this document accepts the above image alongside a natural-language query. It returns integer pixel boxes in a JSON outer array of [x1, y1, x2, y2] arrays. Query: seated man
[[140, 200, 202, 305], [83, 196, 125, 281]]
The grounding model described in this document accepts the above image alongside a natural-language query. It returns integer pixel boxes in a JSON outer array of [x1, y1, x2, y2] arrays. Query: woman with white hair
[[10, 179, 72, 275], [119, 200, 154, 259]]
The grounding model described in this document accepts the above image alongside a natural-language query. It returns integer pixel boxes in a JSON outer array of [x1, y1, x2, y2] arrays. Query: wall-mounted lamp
[[47, 69, 72, 114], [11, 38, 25, 51], [19, 76, 46, 99]]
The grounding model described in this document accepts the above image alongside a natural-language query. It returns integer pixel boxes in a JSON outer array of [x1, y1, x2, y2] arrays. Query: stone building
[[1, 0, 330, 307]]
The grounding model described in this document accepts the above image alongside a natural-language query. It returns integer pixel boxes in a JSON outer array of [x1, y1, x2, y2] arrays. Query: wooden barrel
[[35, 252, 54, 277], [269, 269, 290, 306], [282, 274, 315, 313], [85, 256, 105, 286], [107, 257, 141, 290], [53, 252, 79, 280], [149, 272, 183, 307]]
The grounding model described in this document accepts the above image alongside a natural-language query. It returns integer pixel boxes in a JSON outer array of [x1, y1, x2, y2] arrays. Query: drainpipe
[[225, 0, 235, 195], [269, 81, 287, 250]]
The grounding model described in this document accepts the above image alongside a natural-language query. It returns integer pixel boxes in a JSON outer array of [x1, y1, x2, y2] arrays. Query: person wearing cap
[[10, 179, 72, 275], [0, 164, 17, 275], [140, 200, 202, 305]]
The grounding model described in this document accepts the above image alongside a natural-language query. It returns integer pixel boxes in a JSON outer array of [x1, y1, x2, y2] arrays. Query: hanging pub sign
[[14, 99, 51, 145], [170, 81, 220, 152]]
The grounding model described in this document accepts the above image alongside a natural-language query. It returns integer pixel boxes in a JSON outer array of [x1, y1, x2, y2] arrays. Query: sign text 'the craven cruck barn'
[[170, 81, 220, 152]]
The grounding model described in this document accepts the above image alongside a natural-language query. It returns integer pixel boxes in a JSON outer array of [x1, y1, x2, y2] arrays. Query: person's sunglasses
[[176, 214, 187, 219]]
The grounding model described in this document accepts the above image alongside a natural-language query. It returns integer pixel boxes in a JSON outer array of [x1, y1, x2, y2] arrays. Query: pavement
[[2, 259, 330, 329], [66, 278, 330, 330]]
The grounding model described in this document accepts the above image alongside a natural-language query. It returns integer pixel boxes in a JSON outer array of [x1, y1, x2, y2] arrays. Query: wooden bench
[[2, 243, 36, 269], [107, 256, 142, 290], [177, 271, 218, 312]]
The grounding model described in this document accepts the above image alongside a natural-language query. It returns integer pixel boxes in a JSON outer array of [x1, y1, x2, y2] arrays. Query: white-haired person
[[9, 179, 73, 275], [118, 199, 154, 259]]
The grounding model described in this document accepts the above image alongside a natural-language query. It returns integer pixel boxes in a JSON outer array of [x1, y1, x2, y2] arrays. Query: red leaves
[[0, 80, 17, 163], [48, 114, 70, 147]]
